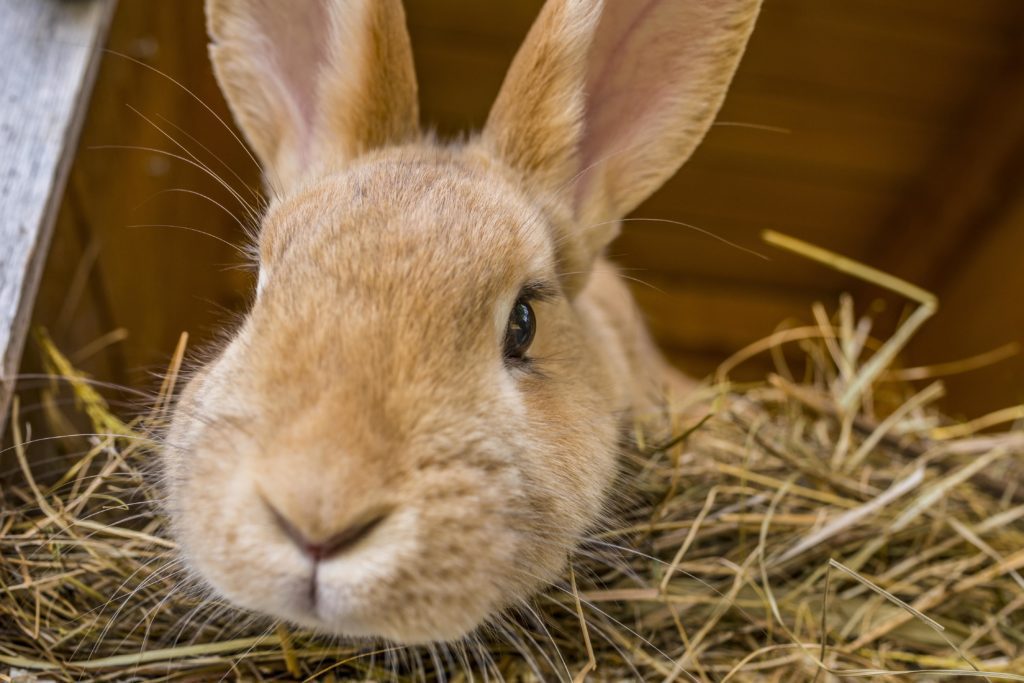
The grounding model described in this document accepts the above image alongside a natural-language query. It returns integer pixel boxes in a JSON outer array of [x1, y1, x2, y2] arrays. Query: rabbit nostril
[[265, 501, 390, 562]]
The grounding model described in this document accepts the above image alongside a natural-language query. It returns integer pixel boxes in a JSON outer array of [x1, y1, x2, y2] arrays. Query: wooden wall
[[24, 0, 1024, 420]]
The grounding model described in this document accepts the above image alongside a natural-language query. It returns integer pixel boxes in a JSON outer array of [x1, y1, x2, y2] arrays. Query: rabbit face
[[164, 147, 623, 642]]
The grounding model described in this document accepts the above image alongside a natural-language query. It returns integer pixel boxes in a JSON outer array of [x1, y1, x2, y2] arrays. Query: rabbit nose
[[266, 501, 390, 562]]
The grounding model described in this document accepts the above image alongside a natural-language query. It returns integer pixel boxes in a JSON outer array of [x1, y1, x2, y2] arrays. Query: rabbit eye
[[503, 298, 535, 361]]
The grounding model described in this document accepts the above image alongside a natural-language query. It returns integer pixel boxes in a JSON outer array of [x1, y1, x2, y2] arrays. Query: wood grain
[[0, 0, 115, 434], [867, 21, 1024, 291]]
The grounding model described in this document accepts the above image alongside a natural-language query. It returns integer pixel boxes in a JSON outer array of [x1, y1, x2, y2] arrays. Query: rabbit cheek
[[170, 449, 295, 611]]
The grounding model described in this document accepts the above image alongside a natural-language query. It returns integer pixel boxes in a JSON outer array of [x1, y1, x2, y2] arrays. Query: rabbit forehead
[[260, 146, 555, 283], [252, 151, 558, 362]]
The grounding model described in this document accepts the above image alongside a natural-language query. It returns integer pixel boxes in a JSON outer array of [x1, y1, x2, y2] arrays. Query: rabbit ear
[[484, 0, 760, 265], [207, 0, 419, 194]]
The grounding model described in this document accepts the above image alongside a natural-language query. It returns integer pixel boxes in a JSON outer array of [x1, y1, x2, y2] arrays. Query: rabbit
[[163, 0, 761, 645]]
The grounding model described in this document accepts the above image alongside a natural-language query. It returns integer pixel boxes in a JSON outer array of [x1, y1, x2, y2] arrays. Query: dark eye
[[503, 298, 536, 361]]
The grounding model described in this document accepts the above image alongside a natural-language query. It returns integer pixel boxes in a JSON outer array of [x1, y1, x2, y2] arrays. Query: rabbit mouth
[[180, 497, 519, 644], [244, 562, 506, 644]]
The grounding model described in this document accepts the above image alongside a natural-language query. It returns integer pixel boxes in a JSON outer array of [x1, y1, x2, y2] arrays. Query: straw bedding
[[2, 236, 1023, 681]]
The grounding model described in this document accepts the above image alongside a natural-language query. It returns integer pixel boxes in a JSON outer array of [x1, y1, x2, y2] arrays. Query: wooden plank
[[623, 274, 818, 355], [0, 0, 116, 435], [910, 195, 1024, 419], [866, 12, 1024, 291]]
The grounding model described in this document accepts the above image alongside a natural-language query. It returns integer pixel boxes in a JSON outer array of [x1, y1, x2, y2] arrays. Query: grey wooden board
[[0, 0, 116, 435]]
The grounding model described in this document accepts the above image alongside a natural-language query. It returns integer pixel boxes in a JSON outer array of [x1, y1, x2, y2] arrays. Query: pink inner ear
[[577, 0, 733, 214], [250, 0, 332, 157], [584, 0, 662, 143]]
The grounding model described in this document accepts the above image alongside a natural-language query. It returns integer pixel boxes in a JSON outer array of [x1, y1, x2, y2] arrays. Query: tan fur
[[167, 0, 760, 644]]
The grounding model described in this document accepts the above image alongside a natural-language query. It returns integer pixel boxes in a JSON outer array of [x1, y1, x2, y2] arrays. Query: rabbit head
[[163, 0, 760, 644]]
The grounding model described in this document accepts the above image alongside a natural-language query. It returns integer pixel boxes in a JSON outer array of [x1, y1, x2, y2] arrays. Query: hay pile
[[2, 234, 1023, 682]]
